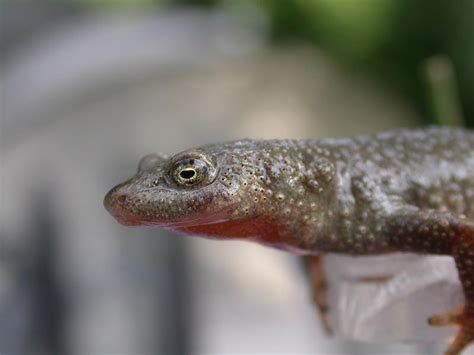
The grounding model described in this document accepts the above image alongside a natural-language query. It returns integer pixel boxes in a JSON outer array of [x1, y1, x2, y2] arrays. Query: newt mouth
[[110, 207, 238, 229], [104, 188, 239, 229], [134, 205, 239, 229]]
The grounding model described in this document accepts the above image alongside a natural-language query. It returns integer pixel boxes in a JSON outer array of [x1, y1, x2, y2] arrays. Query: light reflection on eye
[[168, 152, 218, 188]]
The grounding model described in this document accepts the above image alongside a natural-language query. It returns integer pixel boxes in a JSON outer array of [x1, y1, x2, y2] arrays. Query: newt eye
[[170, 153, 217, 187], [175, 164, 201, 185]]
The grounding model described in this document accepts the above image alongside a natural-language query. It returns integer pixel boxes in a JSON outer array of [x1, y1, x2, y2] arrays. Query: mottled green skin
[[105, 127, 474, 354]]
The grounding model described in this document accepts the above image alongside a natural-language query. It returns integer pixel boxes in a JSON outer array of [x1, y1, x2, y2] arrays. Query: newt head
[[104, 142, 289, 241]]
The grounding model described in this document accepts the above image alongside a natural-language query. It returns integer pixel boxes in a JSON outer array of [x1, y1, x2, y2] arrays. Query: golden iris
[[169, 152, 218, 188], [173, 159, 207, 186]]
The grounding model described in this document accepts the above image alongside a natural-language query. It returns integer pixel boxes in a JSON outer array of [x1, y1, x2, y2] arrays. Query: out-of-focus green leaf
[[295, 0, 400, 60], [423, 56, 465, 127]]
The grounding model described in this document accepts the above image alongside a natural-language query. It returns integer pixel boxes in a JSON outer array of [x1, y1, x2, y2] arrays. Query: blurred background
[[1, 0, 472, 354]]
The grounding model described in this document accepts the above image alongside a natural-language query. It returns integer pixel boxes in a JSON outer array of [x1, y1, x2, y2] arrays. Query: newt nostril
[[104, 184, 128, 213]]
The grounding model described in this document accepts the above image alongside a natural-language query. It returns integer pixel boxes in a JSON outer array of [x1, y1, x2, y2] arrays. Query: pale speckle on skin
[[105, 127, 474, 354]]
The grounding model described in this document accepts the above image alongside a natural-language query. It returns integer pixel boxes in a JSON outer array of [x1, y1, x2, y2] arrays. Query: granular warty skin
[[104, 127, 474, 355]]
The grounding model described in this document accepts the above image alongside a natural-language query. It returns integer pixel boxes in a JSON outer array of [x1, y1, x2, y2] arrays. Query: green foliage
[[294, 0, 400, 60], [260, 0, 473, 127]]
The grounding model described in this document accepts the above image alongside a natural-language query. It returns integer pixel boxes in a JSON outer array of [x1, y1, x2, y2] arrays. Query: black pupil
[[180, 169, 196, 180]]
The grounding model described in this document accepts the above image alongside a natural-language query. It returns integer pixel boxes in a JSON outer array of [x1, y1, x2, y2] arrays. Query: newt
[[104, 127, 474, 355]]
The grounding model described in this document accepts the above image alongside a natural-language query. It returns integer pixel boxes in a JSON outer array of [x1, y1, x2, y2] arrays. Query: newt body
[[105, 127, 474, 354]]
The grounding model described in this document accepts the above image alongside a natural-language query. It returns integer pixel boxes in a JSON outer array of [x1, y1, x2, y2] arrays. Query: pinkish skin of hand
[[105, 127, 474, 355]]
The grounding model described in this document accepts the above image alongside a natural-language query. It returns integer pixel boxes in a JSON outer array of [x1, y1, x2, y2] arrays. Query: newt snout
[[104, 181, 140, 226]]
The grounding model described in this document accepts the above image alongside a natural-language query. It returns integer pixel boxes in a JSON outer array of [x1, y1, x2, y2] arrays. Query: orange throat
[[174, 215, 313, 255], [174, 214, 283, 243]]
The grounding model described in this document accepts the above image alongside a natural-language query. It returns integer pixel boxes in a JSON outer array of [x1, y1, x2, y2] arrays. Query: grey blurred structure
[[1, 4, 463, 355]]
